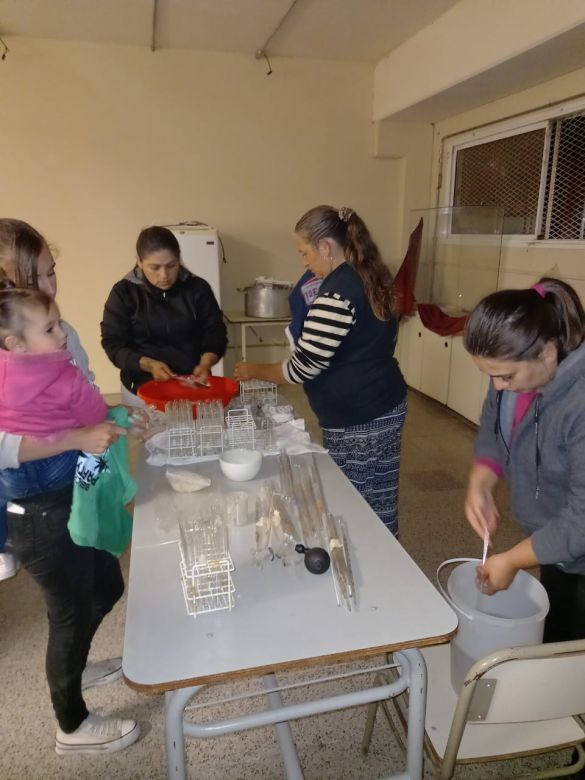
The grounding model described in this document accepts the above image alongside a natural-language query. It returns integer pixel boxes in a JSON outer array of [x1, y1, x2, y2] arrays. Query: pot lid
[[247, 275, 294, 290]]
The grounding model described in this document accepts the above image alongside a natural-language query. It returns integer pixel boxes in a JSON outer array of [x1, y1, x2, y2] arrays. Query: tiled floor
[[0, 388, 572, 779]]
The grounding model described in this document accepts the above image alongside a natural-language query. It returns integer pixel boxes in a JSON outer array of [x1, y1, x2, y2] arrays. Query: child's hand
[[126, 407, 149, 441], [71, 422, 127, 454]]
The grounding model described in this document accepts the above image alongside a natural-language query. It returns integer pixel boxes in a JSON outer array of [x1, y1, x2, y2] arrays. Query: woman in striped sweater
[[234, 205, 407, 536]]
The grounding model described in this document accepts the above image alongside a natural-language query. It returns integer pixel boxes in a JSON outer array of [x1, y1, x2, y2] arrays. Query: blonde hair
[[0, 219, 47, 289]]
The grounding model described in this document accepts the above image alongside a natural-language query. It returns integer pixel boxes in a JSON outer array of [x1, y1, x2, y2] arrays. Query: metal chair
[[363, 640, 585, 779]]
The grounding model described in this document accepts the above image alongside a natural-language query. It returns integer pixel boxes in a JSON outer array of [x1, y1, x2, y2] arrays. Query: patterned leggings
[[322, 399, 407, 537]]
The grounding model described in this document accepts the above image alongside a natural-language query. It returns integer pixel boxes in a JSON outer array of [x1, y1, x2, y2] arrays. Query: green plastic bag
[[68, 406, 137, 557]]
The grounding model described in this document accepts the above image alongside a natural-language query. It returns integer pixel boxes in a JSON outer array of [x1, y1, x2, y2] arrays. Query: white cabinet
[[446, 337, 487, 424], [420, 328, 452, 405], [399, 314, 424, 390], [398, 315, 490, 424]]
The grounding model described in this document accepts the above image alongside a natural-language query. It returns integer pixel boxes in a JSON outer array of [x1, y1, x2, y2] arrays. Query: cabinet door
[[400, 315, 424, 390], [447, 336, 487, 424], [420, 329, 452, 404]]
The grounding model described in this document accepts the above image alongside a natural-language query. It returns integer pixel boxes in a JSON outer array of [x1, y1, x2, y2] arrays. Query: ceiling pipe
[[255, 0, 298, 62]]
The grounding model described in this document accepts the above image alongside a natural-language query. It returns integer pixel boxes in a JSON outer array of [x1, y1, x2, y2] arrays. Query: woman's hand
[[139, 357, 175, 382], [465, 465, 500, 540], [476, 552, 519, 595], [234, 361, 285, 384], [68, 421, 127, 454], [234, 361, 255, 382], [191, 364, 211, 387]]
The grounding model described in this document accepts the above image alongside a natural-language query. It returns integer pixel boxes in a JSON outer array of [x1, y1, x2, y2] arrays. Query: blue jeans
[[0, 451, 77, 552], [3, 454, 125, 732]]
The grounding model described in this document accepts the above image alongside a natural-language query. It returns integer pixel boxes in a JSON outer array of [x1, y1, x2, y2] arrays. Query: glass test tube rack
[[177, 499, 235, 618]]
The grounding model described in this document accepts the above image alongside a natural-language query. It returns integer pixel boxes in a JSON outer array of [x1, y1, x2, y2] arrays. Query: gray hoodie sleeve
[[531, 414, 585, 565]]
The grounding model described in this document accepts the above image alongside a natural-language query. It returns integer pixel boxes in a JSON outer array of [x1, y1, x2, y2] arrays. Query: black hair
[[464, 277, 585, 362], [136, 226, 181, 261]]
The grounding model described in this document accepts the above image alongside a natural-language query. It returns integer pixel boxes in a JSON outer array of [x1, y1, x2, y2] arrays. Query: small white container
[[219, 449, 262, 482]]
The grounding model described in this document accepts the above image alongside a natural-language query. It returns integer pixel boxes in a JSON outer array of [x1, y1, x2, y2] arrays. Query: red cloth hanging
[[392, 217, 423, 316], [392, 217, 469, 336], [417, 303, 468, 336]]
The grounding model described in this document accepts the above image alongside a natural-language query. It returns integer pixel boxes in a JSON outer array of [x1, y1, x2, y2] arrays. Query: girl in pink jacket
[[0, 287, 108, 564], [0, 287, 107, 436]]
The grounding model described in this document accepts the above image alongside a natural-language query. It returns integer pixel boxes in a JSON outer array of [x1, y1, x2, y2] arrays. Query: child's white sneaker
[[0, 551, 18, 581], [55, 712, 140, 755]]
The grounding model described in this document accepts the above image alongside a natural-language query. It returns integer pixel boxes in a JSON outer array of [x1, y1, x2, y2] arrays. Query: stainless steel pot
[[239, 280, 293, 318]]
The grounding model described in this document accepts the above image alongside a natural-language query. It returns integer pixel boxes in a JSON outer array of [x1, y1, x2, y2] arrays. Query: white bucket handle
[[436, 557, 481, 621]]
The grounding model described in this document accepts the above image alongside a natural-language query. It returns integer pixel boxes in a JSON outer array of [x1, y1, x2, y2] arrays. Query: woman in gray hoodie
[[464, 277, 585, 643]]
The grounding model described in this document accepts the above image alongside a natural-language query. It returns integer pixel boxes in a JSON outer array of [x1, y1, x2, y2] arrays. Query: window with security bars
[[450, 110, 585, 239]]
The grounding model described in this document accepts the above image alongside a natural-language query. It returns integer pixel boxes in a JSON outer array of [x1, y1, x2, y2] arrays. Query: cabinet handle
[[444, 341, 449, 348], [418, 332, 422, 338]]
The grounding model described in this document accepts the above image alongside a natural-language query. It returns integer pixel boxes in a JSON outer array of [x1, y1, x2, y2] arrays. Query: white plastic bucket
[[437, 558, 550, 691]]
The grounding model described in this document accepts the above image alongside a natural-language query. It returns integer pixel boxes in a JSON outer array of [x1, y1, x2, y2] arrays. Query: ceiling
[[0, 0, 460, 63]]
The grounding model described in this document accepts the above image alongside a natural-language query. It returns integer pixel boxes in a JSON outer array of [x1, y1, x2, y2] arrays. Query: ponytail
[[294, 205, 397, 320], [464, 277, 585, 362]]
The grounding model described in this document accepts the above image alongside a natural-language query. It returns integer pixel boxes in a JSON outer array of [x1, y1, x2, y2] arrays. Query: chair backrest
[[464, 639, 585, 724]]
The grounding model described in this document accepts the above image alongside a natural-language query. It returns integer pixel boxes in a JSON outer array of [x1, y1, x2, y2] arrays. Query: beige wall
[[374, 120, 434, 258], [373, 0, 585, 121], [0, 38, 402, 392], [427, 66, 585, 300]]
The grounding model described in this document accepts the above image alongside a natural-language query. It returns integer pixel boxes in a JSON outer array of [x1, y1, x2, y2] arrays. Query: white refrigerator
[[167, 223, 224, 376]]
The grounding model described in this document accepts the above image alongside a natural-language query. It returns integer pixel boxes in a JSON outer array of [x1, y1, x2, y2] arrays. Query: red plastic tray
[[137, 375, 239, 415]]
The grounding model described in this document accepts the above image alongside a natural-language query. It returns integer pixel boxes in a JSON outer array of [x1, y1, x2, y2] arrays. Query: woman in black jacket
[[101, 226, 227, 401]]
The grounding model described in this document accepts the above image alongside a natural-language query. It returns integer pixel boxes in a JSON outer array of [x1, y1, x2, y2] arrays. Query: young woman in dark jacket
[[101, 226, 227, 399]]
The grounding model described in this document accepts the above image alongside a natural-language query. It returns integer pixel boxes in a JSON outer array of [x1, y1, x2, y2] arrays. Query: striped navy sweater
[[282, 263, 406, 428]]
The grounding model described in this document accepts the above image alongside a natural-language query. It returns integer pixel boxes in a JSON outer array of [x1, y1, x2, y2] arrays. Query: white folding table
[[223, 309, 291, 360], [123, 452, 457, 779]]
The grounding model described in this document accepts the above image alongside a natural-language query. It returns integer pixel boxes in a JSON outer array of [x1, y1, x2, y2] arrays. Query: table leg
[[165, 686, 204, 780], [394, 648, 427, 780], [241, 323, 247, 361], [262, 674, 303, 780]]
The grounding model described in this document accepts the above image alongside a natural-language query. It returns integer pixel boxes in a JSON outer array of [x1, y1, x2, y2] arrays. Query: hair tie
[[338, 207, 354, 223], [531, 283, 546, 299]]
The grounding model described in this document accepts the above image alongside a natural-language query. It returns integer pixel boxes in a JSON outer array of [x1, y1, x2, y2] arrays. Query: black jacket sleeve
[[100, 282, 143, 373]]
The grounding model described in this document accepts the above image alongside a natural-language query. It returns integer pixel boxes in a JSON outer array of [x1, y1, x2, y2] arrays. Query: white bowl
[[219, 449, 262, 482]]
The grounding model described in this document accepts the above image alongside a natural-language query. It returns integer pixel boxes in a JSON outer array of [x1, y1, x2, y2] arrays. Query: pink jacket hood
[[0, 348, 107, 437]]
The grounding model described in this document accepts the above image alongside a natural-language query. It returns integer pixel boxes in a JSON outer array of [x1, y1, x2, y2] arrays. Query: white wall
[[0, 38, 402, 391]]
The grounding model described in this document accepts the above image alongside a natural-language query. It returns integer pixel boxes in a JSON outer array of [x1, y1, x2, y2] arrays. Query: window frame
[[440, 95, 585, 245]]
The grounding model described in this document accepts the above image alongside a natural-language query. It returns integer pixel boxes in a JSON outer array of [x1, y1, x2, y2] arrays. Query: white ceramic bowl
[[219, 449, 262, 482]]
